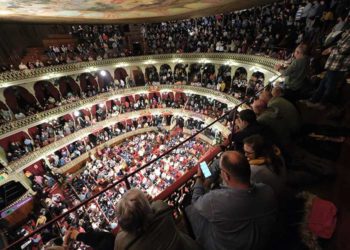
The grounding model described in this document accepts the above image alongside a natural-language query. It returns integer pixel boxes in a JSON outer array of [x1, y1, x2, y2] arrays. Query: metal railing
[[5, 75, 280, 249]]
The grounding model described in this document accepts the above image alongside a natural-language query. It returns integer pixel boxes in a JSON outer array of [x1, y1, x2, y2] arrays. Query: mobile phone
[[200, 161, 212, 178]]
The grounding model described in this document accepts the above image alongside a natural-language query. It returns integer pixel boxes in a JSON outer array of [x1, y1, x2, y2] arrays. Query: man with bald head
[[186, 151, 277, 250]]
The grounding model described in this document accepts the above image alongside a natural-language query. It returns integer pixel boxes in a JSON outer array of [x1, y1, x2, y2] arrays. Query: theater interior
[[0, 0, 349, 249]]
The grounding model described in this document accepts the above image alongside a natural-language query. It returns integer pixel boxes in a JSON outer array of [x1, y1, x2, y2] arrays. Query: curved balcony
[[7, 108, 230, 174], [0, 53, 279, 86], [0, 85, 244, 138]]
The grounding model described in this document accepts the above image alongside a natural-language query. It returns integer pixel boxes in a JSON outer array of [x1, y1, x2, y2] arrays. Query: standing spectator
[[308, 29, 350, 107]]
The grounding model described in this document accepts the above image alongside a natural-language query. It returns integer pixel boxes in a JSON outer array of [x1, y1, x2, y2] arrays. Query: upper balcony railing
[[0, 53, 279, 86], [0, 85, 243, 137]]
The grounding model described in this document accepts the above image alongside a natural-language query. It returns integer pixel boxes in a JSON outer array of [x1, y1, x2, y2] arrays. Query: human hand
[[322, 47, 332, 55]]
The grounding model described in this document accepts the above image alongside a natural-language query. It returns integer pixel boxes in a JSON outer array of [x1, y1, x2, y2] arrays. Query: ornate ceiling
[[0, 0, 274, 23]]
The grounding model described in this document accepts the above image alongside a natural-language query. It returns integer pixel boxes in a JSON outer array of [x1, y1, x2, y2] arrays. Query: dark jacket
[[115, 200, 201, 250]]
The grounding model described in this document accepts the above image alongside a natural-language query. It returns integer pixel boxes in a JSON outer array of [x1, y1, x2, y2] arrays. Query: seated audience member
[[230, 109, 265, 151], [275, 44, 309, 102], [243, 134, 286, 198], [186, 151, 277, 250], [260, 88, 301, 136], [252, 99, 291, 147], [115, 189, 200, 250]]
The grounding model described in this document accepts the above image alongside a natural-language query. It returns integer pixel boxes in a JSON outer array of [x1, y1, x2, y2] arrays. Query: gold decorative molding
[[9, 108, 230, 173], [0, 53, 279, 86], [0, 84, 245, 137]]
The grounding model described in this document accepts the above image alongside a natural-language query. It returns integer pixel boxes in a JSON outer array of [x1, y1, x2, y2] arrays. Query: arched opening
[[96, 70, 114, 92], [188, 63, 202, 84], [159, 64, 172, 84], [218, 65, 232, 84], [0, 131, 32, 162], [58, 76, 81, 99], [34, 81, 61, 109], [145, 65, 159, 84], [28, 123, 56, 148], [231, 67, 248, 99], [73, 108, 92, 129], [4, 86, 39, 116], [91, 103, 107, 122], [202, 63, 216, 87], [79, 73, 99, 97], [0, 101, 12, 123], [130, 66, 145, 86], [114, 67, 128, 82], [174, 63, 188, 83], [246, 71, 265, 98], [218, 65, 232, 92]]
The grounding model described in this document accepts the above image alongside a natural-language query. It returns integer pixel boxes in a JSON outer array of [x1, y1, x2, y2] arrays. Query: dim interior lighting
[[100, 70, 107, 76], [74, 111, 80, 117]]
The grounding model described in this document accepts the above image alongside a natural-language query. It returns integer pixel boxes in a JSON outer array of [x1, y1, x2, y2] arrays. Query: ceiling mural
[[0, 0, 272, 23]]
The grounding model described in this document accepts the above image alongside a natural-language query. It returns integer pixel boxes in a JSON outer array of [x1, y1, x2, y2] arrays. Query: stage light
[[74, 111, 80, 117], [99, 103, 105, 108], [100, 70, 107, 76]]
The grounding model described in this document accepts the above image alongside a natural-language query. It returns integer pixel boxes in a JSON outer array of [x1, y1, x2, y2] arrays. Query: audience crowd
[[3, 91, 227, 163], [2, 0, 350, 249]]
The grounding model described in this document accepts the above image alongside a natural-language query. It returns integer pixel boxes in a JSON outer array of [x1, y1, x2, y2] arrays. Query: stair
[[125, 24, 149, 54]]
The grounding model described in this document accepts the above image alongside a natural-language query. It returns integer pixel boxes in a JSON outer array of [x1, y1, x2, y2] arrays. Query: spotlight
[[74, 111, 80, 117], [99, 103, 105, 108], [100, 70, 107, 77]]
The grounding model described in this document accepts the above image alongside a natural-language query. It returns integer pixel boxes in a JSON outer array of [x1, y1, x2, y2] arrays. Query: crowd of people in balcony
[[2, 0, 350, 249], [0, 0, 345, 73], [3, 91, 227, 164]]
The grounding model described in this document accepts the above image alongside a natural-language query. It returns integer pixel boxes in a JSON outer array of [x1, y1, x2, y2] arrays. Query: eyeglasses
[[244, 150, 255, 155]]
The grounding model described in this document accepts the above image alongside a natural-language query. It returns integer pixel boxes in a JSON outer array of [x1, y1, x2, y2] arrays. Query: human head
[[219, 151, 251, 187], [271, 86, 283, 97], [251, 99, 267, 115], [293, 44, 307, 59], [259, 90, 272, 103], [236, 109, 257, 128], [116, 189, 153, 233], [243, 134, 265, 161]]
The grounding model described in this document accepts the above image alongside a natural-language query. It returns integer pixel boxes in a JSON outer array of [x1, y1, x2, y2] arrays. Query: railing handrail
[[5, 75, 280, 249]]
